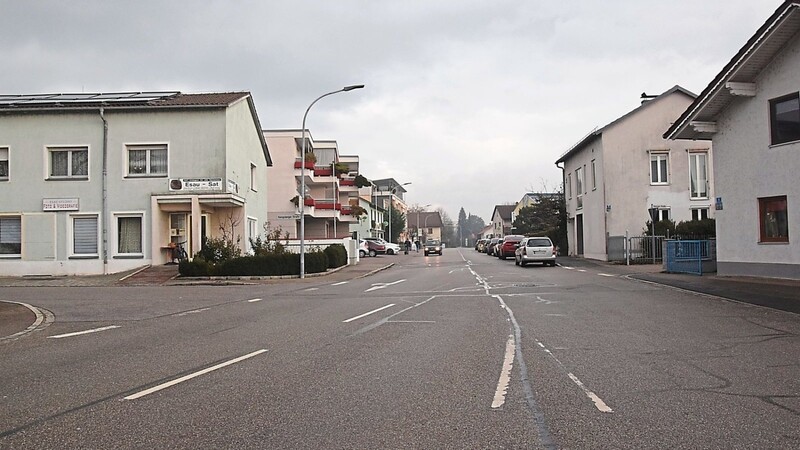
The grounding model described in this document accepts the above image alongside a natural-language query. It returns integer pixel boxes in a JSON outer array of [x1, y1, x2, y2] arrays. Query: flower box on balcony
[[314, 167, 333, 176], [303, 198, 315, 206], [341, 206, 353, 215], [294, 161, 315, 170], [340, 179, 355, 186]]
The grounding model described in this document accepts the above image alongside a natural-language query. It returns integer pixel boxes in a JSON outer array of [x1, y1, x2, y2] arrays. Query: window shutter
[[73, 216, 98, 254]]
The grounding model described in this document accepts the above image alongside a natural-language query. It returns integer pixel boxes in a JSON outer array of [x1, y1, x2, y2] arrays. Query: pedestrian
[[404, 239, 411, 254]]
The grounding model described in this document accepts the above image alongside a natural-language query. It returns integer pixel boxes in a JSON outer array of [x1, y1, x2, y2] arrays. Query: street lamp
[[387, 182, 411, 244], [300, 84, 364, 279], [415, 204, 431, 240]]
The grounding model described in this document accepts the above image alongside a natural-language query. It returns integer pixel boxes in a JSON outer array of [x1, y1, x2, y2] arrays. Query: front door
[[576, 214, 584, 256]]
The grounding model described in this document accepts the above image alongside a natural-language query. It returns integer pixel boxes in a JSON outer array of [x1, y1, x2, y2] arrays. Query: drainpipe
[[555, 161, 565, 256], [100, 107, 109, 274]]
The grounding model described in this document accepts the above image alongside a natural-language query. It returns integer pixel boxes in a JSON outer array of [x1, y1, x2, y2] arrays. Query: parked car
[[485, 237, 502, 256], [364, 237, 400, 255], [515, 236, 557, 266], [424, 239, 442, 256], [475, 239, 487, 252], [497, 235, 525, 260], [359, 239, 386, 257]]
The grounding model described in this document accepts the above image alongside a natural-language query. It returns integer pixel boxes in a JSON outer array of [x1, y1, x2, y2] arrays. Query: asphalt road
[[1, 250, 798, 449]]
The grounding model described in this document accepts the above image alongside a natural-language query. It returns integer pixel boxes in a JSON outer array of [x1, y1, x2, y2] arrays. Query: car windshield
[[528, 238, 552, 247], [426, 240, 440, 245]]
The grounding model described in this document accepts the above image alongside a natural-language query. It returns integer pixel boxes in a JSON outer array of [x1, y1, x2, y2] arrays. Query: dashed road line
[[247, 298, 262, 303], [48, 325, 120, 339]]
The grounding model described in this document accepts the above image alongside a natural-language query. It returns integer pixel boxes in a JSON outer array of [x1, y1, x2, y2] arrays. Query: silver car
[[515, 237, 557, 267]]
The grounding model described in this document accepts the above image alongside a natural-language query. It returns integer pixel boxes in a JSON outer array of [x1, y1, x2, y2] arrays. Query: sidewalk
[[559, 256, 800, 315]]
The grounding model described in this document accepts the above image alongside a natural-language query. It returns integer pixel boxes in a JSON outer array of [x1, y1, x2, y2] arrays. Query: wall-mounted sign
[[277, 214, 301, 219], [43, 198, 79, 211], [227, 179, 239, 194], [715, 197, 723, 210], [169, 178, 223, 192]]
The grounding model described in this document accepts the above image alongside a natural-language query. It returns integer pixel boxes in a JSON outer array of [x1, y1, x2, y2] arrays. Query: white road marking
[[331, 281, 349, 286], [247, 298, 262, 303], [343, 304, 396, 323], [491, 334, 516, 409], [123, 349, 268, 400], [568, 372, 614, 413], [562, 266, 575, 270], [577, 269, 587, 272], [305, 287, 319, 291], [48, 325, 119, 339], [176, 308, 210, 316], [364, 279, 406, 292], [598, 273, 615, 277]]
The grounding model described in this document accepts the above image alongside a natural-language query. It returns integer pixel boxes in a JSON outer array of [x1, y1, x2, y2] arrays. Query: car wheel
[[359, 250, 366, 258], [387, 249, 394, 255], [369, 249, 377, 257], [549, 261, 557, 267], [520, 260, 526, 267], [498, 253, 505, 260]]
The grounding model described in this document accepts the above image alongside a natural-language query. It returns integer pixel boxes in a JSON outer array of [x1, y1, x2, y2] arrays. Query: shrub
[[196, 236, 241, 264], [643, 219, 676, 237], [305, 251, 329, 274], [675, 218, 716, 238], [179, 257, 214, 276], [324, 244, 347, 268]]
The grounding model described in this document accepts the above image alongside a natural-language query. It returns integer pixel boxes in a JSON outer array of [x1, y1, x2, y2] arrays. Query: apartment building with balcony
[[371, 178, 411, 242], [263, 130, 361, 239], [0, 91, 271, 275]]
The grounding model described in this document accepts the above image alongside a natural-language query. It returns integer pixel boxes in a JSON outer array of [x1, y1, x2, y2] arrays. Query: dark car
[[497, 235, 525, 260], [424, 239, 442, 256], [485, 237, 502, 256]]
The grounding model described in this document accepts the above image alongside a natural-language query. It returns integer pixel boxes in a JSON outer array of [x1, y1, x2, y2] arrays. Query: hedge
[[324, 244, 347, 268], [178, 250, 332, 277]]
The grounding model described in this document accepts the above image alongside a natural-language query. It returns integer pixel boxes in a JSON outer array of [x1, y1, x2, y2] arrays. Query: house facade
[[371, 178, 410, 242], [0, 91, 271, 275], [263, 130, 361, 240], [665, 0, 800, 279], [489, 205, 515, 237], [556, 86, 714, 260], [407, 211, 443, 242]]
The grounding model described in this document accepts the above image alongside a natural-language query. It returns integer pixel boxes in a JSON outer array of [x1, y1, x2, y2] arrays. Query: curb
[[165, 261, 359, 285], [356, 263, 395, 279], [0, 301, 54, 343]]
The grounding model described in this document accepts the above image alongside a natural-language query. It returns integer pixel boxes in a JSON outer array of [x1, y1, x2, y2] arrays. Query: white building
[[665, 1, 800, 279], [0, 91, 271, 275], [556, 86, 714, 260]]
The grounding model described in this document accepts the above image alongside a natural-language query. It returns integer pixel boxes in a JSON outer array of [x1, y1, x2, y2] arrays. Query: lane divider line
[[247, 298, 262, 303], [124, 349, 268, 400], [343, 304, 396, 323], [331, 281, 349, 286], [48, 325, 120, 339], [491, 334, 515, 409]]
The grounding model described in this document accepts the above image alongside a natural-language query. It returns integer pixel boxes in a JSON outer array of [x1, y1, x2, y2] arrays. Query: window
[[650, 153, 669, 184], [49, 147, 88, 179], [689, 153, 708, 199], [72, 216, 98, 256], [250, 163, 257, 191], [567, 174, 572, 199], [117, 216, 143, 254], [575, 167, 584, 209], [0, 147, 8, 180], [770, 93, 800, 145], [591, 159, 597, 190], [0, 216, 22, 255], [247, 217, 258, 254], [691, 208, 709, 221], [759, 196, 788, 243], [127, 144, 167, 176]]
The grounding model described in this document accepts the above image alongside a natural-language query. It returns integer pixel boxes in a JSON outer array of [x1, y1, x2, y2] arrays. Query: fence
[[664, 239, 716, 275], [607, 235, 666, 264]]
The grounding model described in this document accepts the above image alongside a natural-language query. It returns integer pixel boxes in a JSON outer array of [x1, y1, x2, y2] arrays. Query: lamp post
[[300, 84, 364, 279], [387, 182, 411, 244], [415, 204, 431, 240]]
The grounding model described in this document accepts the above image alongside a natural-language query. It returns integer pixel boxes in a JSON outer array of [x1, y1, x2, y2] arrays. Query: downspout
[[555, 161, 565, 256], [100, 107, 109, 274]]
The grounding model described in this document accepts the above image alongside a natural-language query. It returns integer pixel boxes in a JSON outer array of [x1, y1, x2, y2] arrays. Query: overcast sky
[[1, 1, 781, 222]]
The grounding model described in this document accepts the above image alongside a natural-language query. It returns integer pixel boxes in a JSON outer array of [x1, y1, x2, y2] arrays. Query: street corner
[[0, 301, 39, 341]]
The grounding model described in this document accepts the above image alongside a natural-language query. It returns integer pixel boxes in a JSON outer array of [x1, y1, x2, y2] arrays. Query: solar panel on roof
[[0, 91, 180, 106]]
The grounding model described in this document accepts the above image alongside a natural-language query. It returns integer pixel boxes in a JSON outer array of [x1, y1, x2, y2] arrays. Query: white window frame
[[0, 215, 22, 257], [250, 162, 258, 192], [47, 146, 89, 180], [126, 143, 168, 177], [691, 208, 709, 221], [114, 212, 145, 257], [656, 208, 671, 222], [689, 152, 709, 199], [567, 173, 572, 199], [650, 152, 669, 185], [575, 167, 584, 209], [247, 216, 258, 254], [591, 159, 597, 191], [0, 147, 8, 180], [68, 213, 100, 258]]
